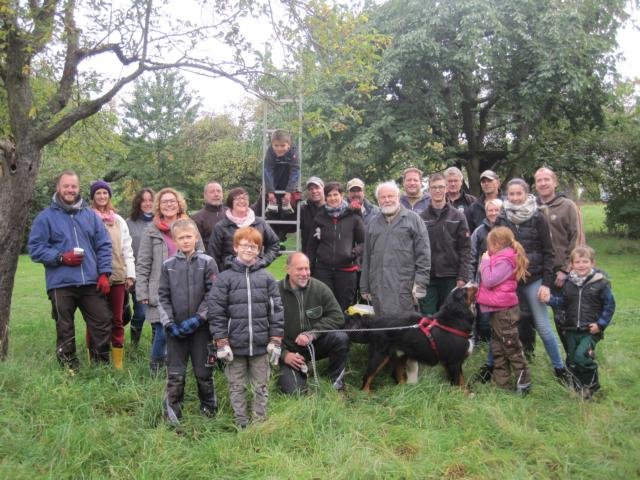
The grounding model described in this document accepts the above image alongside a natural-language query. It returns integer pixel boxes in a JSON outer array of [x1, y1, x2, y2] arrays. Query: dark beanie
[[90, 180, 112, 199]]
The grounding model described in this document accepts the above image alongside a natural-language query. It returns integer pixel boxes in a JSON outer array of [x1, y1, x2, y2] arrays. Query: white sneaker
[[266, 203, 279, 213]]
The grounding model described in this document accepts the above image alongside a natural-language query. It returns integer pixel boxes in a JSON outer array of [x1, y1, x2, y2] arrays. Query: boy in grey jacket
[[208, 226, 284, 428], [158, 219, 219, 424]]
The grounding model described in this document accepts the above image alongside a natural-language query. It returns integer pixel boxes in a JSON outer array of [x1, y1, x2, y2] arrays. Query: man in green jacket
[[277, 252, 349, 394]]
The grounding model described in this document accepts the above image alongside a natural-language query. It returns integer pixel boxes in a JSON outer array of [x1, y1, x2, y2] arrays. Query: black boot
[[196, 375, 218, 417], [554, 367, 573, 387], [472, 363, 493, 384], [165, 372, 185, 425], [130, 327, 142, 347]]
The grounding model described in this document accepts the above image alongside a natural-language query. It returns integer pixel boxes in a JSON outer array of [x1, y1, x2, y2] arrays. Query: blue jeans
[[519, 279, 564, 369], [150, 322, 167, 361]]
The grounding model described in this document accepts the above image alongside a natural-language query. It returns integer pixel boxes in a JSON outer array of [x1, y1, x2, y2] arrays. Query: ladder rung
[[265, 220, 299, 225]]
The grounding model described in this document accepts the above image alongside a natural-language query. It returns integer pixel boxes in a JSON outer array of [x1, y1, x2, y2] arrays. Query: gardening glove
[[412, 283, 427, 300], [267, 337, 282, 367], [96, 273, 111, 295], [165, 322, 182, 338], [60, 249, 83, 266], [216, 345, 234, 363], [178, 315, 203, 336]]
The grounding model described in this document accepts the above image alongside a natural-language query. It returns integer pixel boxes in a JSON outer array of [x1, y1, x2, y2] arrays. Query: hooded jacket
[[209, 259, 284, 357], [477, 247, 519, 311], [537, 194, 585, 272], [28, 196, 112, 291]]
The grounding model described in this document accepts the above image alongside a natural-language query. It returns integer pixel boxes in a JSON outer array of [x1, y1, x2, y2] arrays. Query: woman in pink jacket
[[477, 226, 531, 394]]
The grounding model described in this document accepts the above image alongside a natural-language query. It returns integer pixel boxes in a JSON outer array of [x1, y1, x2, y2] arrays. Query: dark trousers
[[313, 263, 357, 313], [566, 331, 600, 387], [490, 306, 531, 389], [107, 283, 126, 347], [165, 325, 216, 419], [420, 277, 457, 316], [48, 285, 112, 365], [278, 331, 350, 395], [517, 286, 536, 356]]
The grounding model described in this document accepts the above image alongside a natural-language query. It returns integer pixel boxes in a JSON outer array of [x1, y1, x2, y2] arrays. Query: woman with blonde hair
[[136, 187, 194, 376]]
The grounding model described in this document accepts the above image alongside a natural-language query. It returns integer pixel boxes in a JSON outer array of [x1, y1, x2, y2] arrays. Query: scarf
[[325, 200, 348, 218], [153, 214, 188, 257], [142, 212, 153, 221], [53, 193, 85, 213], [503, 194, 538, 225], [93, 208, 116, 227], [569, 269, 594, 287], [226, 208, 256, 228]]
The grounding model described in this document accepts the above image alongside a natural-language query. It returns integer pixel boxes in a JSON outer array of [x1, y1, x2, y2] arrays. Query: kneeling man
[[278, 252, 349, 393]]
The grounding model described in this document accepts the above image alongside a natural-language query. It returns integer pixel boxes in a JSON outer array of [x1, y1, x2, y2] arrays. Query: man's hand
[[555, 270, 568, 288], [295, 333, 314, 347], [283, 351, 307, 371], [588, 323, 601, 335], [60, 250, 84, 266], [96, 274, 111, 296]]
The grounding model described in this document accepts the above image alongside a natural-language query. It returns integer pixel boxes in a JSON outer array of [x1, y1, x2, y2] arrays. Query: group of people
[[28, 132, 615, 428]]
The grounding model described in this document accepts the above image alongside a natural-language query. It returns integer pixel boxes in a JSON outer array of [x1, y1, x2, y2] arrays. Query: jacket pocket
[[306, 306, 323, 320]]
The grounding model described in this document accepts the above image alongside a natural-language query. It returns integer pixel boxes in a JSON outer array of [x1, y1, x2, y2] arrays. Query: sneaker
[[472, 363, 493, 384], [281, 203, 294, 214], [266, 203, 279, 213]]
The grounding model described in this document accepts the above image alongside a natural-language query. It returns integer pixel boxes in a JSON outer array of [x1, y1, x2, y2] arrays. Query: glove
[[217, 345, 234, 363], [266, 337, 282, 367], [178, 316, 203, 336], [96, 273, 111, 295], [60, 250, 83, 266], [412, 283, 427, 300], [165, 321, 182, 338]]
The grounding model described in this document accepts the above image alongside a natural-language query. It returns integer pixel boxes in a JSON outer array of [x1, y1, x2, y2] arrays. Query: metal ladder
[[260, 95, 303, 254]]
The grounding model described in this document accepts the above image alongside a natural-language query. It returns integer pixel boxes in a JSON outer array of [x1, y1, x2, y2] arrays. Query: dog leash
[[307, 324, 420, 335]]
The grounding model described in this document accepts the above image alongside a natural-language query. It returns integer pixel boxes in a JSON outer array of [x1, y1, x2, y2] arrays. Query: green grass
[[1, 204, 639, 479]]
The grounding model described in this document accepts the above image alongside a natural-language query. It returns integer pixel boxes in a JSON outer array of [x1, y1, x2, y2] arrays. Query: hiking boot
[[200, 405, 217, 418], [472, 363, 493, 384]]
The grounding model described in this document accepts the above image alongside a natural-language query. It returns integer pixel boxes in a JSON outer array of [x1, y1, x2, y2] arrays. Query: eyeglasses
[[233, 195, 249, 202], [160, 199, 178, 205], [237, 244, 259, 251]]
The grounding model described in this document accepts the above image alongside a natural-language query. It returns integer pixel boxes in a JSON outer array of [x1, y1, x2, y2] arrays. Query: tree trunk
[[0, 141, 41, 360]]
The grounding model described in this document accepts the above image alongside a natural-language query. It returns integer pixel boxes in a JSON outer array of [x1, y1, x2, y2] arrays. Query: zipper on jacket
[[246, 267, 253, 356], [577, 285, 583, 329], [71, 214, 86, 284]]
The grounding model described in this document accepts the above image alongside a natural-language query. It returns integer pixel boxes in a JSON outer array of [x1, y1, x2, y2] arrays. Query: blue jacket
[[28, 197, 112, 291]]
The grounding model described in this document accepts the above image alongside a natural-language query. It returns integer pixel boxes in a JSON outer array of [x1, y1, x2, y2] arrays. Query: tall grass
[[1, 203, 638, 479]]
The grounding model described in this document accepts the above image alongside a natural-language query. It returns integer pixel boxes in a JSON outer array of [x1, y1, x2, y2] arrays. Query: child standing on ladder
[[263, 129, 300, 242]]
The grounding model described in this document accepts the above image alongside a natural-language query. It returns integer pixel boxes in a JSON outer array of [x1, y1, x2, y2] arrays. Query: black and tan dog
[[361, 284, 478, 392]]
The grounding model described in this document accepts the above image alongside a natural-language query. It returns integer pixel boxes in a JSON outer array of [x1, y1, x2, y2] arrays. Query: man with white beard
[[360, 181, 431, 383]]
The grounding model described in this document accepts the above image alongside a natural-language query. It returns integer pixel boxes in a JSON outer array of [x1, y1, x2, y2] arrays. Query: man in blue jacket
[[28, 170, 113, 372]]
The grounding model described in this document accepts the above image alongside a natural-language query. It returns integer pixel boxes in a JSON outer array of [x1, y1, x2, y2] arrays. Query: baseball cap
[[306, 176, 324, 189], [346, 178, 365, 190], [480, 170, 499, 181]]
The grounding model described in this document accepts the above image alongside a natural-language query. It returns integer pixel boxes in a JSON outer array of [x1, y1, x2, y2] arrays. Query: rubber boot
[[112, 346, 124, 370], [130, 327, 142, 347]]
